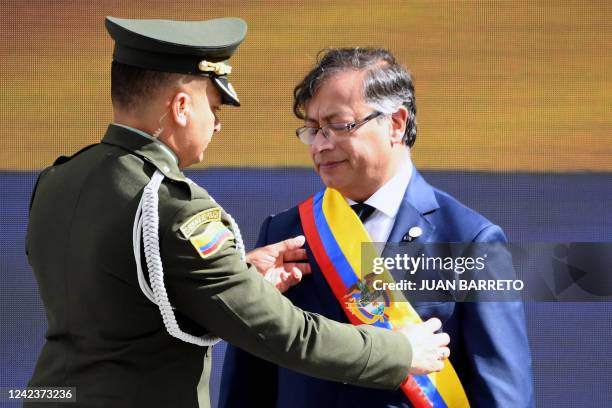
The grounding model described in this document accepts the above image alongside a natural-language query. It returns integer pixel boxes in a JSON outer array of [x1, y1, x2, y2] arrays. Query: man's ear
[[389, 106, 408, 145], [170, 92, 191, 127]]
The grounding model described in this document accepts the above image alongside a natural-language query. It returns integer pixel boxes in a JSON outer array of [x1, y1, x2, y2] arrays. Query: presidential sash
[[298, 188, 470, 408]]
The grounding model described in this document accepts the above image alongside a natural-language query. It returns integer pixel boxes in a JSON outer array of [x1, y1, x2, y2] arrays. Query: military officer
[[25, 17, 449, 407]]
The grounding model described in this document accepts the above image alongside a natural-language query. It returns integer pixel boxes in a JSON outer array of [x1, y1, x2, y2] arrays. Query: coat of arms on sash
[[343, 273, 392, 325]]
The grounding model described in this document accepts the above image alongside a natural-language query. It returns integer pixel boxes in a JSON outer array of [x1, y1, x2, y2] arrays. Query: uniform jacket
[[25, 125, 414, 408], [220, 168, 534, 408]]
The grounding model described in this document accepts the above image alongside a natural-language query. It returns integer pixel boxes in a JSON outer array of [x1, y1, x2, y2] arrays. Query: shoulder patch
[[180, 208, 222, 238], [188, 221, 233, 259]]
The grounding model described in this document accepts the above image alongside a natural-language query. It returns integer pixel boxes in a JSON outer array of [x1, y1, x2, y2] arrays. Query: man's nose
[[214, 117, 221, 132], [310, 130, 333, 153]]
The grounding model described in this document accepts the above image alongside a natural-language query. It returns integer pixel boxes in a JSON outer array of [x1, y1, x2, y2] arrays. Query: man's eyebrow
[[304, 111, 349, 124]]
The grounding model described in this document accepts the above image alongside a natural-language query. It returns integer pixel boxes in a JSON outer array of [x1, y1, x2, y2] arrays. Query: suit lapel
[[381, 167, 440, 288], [384, 167, 439, 252]]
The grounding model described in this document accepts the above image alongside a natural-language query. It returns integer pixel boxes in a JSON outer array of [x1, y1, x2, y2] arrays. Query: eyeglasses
[[295, 111, 383, 145]]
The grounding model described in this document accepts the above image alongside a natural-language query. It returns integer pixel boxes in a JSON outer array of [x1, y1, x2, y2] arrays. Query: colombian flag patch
[[188, 221, 233, 259]]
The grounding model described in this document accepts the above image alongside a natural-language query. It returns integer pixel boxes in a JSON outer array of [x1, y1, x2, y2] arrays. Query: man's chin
[[180, 152, 205, 169], [320, 176, 345, 191]]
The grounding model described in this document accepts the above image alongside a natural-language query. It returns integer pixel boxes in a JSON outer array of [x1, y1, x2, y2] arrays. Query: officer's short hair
[[110, 61, 184, 112], [293, 47, 417, 147]]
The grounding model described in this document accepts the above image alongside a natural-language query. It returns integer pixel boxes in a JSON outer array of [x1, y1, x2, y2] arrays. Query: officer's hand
[[246, 235, 312, 293], [400, 318, 450, 375]]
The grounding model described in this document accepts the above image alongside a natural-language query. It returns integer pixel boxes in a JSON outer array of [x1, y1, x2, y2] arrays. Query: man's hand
[[400, 318, 450, 375], [246, 236, 312, 293]]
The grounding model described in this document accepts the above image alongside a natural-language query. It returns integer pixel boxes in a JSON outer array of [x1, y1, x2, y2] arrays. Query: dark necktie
[[351, 202, 376, 222]]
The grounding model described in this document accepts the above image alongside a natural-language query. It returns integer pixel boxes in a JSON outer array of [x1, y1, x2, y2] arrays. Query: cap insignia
[[198, 60, 232, 75]]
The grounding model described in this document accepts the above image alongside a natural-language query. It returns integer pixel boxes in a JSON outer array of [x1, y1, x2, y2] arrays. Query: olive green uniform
[[25, 124, 412, 407]]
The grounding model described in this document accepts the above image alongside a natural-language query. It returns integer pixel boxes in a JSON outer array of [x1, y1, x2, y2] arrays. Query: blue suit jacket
[[220, 169, 534, 408]]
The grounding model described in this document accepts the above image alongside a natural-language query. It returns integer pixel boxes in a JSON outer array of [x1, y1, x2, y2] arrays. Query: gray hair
[[293, 48, 417, 147]]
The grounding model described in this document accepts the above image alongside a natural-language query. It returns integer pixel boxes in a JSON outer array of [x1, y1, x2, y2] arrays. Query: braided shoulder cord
[[132, 170, 246, 346]]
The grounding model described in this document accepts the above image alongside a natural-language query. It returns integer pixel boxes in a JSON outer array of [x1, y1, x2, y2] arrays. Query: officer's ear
[[389, 106, 408, 145], [170, 92, 191, 127]]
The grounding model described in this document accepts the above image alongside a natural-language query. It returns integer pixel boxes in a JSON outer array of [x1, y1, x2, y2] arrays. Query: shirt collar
[[346, 149, 412, 218], [101, 124, 185, 182]]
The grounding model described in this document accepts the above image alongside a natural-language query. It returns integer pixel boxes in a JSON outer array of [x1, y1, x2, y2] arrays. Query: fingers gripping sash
[[132, 170, 244, 346]]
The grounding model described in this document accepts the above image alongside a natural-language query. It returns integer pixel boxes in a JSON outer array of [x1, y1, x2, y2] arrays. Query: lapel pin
[[403, 226, 423, 242]]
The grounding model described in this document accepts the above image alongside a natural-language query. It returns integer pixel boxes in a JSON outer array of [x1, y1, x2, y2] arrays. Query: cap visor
[[213, 77, 240, 107]]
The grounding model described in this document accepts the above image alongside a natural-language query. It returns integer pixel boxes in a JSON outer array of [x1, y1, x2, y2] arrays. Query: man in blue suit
[[220, 48, 533, 407]]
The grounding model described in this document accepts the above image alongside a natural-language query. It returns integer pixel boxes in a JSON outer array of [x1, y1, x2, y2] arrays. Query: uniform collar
[[101, 124, 186, 182]]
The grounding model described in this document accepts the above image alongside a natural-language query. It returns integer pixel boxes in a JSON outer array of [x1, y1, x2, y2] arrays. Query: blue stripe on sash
[[312, 191, 357, 289], [413, 374, 448, 407]]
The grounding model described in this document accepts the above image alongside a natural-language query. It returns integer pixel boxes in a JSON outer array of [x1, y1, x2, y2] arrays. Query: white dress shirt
[[346, 150, 412, 244]]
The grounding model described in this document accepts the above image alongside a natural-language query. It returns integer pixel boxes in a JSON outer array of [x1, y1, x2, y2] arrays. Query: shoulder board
[[53, 144, 97, 166]]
